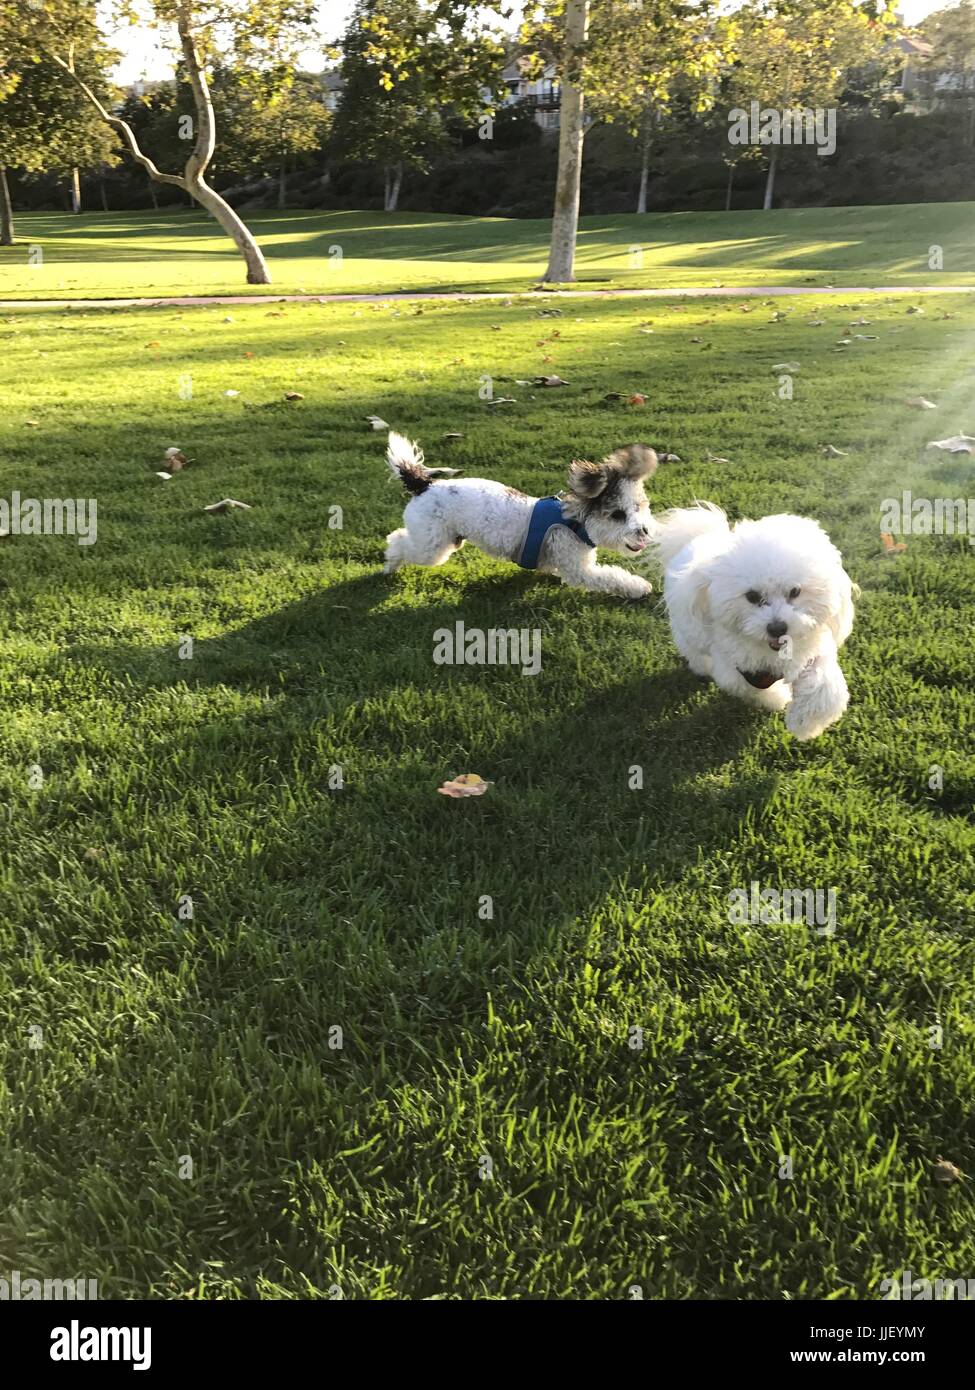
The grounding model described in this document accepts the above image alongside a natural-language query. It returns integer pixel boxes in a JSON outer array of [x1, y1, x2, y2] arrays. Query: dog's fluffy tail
[[650, 502, 729, 570], [386, 431, 459, 496]]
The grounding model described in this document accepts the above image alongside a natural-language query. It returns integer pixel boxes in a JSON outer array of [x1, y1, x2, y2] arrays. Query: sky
[[108, 0, 952, 85]]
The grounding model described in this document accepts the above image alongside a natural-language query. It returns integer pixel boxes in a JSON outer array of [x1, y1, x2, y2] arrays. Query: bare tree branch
[[176, 3, 217, 183], [48, 52, 187, 189]]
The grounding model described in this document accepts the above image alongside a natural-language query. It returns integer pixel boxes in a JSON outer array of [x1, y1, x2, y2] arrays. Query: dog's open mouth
[[626, 539, 648, 553], [767, 637, 786, 652], [738, 668, 782, 690]]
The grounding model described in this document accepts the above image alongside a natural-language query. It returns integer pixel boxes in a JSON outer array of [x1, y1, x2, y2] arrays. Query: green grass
[[1, 288, 973, 1299], [1, 202, 974, 300]]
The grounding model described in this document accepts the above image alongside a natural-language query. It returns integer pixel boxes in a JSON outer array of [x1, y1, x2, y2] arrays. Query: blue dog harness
[[517, 496, 595, 570]]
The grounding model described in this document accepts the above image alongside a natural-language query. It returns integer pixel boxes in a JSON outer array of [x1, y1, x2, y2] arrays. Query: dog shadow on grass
[[63, 562, 779, 956]]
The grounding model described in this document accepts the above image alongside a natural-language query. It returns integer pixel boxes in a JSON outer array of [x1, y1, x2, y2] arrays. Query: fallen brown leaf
[[438, 773, 492, 798]]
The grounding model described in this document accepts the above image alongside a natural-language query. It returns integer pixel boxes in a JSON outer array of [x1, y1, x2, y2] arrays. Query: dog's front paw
[[784, 702, 829, 741], [625, 576, 653, 601], [784, 658, 849, 740]]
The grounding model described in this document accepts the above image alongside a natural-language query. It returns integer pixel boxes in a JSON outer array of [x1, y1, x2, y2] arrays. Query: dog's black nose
[[767, 619, 788, 638], [639, 524, 650, 537]]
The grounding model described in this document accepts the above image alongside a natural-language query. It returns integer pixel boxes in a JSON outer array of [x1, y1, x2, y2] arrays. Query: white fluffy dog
[[383, 432, 656, 599], [651, 503, 856, 740]]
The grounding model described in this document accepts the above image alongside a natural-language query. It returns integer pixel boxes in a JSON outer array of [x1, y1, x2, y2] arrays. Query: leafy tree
[[0, 3, 117, 239], [584, 2, 730, 215], [332, 0, 505, 211], [33, 0, 322, 283], [521, 1, 726, 278], [213, 64, 331, 206], [918, 0, 975, 145], [727, 0, 894, 210]]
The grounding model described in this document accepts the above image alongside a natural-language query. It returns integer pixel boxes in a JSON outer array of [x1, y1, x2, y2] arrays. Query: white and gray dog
[[383, 432, 656, 599], [652, 503, 857, 740]]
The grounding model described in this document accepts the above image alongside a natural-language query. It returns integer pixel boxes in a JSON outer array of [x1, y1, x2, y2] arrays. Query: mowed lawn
[[1, 202, 974, 300], [1, 289, 974, 1299]]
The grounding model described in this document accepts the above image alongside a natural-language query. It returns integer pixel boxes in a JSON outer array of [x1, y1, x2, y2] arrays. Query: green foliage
[[0, 5, 118, 177], [332, 0, 506, 174], [211, 65, 331, 180]]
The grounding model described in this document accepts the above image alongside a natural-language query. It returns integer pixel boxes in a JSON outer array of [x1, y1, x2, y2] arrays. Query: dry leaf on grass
[[204, 498, 253, 514], [706, 451, 732, 464], [442, 432, 463, 441], [365, 414, 389, 429], [906, 305, 924, 315], [927, 434, 975, 454], [881, 532, 907, 554], [771, 362, 800, 371], [933, 1157, 963, 1185], [906, 396, 938, 410], [658, 451, 682, 463], [164, 447, 190, 472], [156, 471, 173, 481], [284, 391, 304, 401], [628, 393, 647, 406], [486, 396, 517, 406], [822, 445, 849, 458], [224, 389, 240, 398], [438, 773, 492, 798], [533, 375, 569, 387]]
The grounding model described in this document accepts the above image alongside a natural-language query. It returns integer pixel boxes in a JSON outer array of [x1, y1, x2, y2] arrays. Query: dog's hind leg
[[384, 518, 459, 574]]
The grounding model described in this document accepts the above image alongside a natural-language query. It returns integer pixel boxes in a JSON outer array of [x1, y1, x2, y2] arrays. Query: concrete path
[[1, 284, 973, 310]]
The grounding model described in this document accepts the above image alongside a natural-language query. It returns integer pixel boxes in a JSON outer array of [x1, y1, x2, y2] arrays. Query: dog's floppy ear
[[827, 568, 857, 647], [689, 573, 711, 623], [604, 443, 658, 480], [567, 458, 610, 499]]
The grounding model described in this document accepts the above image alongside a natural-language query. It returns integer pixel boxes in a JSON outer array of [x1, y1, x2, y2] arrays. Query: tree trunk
[[544, 0, 588, 282], [0, 166, 14, 245], [190, 178, 272, 283], [636, 114, 651, 214], [539, 0, 586, 282], [69, 168, 82, 213], [724, 162, 735, 213], [762, 146, 778, 210], [278, 160, 287, 208], [99, 179, 109, 212], [384, 162, 402, 212], [51, 5, 272, 284], [148, 182, 159, 211]]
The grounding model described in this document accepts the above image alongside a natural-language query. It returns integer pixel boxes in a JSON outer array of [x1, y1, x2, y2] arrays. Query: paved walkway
[[1, 284, 973, 310]]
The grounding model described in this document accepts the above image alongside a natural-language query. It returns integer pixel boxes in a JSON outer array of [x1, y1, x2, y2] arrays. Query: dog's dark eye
[[745, 590, 763, 605], [610, 509, 626, 521], [788, 586, 801, 600]]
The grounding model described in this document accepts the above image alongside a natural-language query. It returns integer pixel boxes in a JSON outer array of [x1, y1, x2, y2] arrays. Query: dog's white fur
[[383, 432, 656, 599], [652, 503, 856, 740]]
